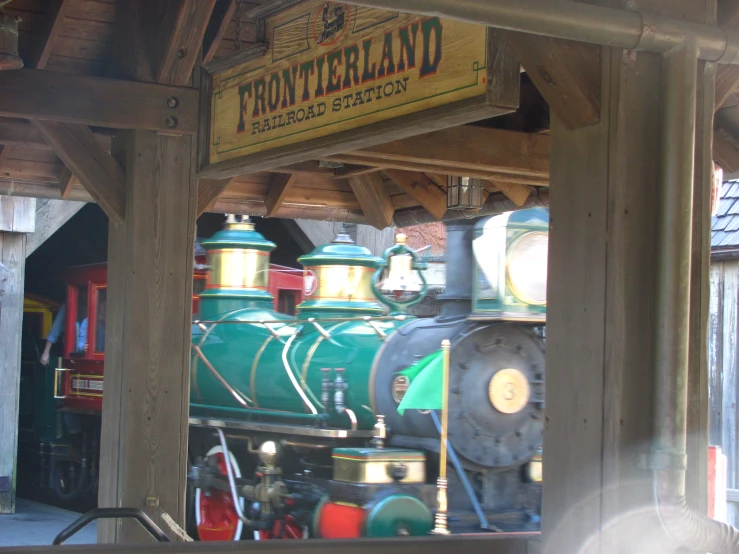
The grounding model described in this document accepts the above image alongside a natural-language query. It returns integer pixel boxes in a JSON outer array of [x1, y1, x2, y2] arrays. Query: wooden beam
[[0, 197, 34, 233], [265, 173, 298, 217], [152, 0, 218, 85], [327, 154, 548, 186], [202, 0, 237, 65], [348, 173, 395, 230], [327, 127, 550, 184], [502, 31, 601, 129], [0, 535, 538, 554], [33, 121, 126, 223], [713, 128, 739, 173], [487, 180, 533, 207], [0, 70, 198, 134], [197, 178, 232, 218], [383, 169, 447, 220], [26, 199, 86, 257], [31, 0, 73, 70], [0, 145, 10, 170], [58, 166, 77, 200]]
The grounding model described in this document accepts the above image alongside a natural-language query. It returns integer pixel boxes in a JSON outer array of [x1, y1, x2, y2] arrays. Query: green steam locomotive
[[187, 209, 548, 541]]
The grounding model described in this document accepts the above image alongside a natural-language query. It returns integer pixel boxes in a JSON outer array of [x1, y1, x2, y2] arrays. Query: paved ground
[[0, 498, 96, 546]]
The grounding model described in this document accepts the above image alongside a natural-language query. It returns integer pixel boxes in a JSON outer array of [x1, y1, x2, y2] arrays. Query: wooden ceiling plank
[[334, 164, 382, 178], [0, 70, 198, 134], [202, 0, 237, 65], [0, 145, 10, 170], [333, 127, 550, 180], [197, 177, 233, 217], [152, 0, 218, 85], [487, 180, 533, 207], [32, 0, 81, 203], [383, 169, 447, 220], [714, 128, 739, 173], [348, 173, 395, 230], [326, 154, 549, 186], [31, 0, 73, 70], [502, 31, 601, 129], [58, 166, 77, 200], [264, 173, 298, 216], [32, 120, 125, 223]]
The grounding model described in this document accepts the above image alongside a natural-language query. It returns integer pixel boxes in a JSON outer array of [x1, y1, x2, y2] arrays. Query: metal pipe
[[651, 40, 739, 553], [215, 428, 253, 526], [653, 39, 697, 500], [190, 403, 323, 420], [192, 344, 253, 407], [393, 190, 550, 228], [344, 0, 739, 64], [344, 408, 358, 431]]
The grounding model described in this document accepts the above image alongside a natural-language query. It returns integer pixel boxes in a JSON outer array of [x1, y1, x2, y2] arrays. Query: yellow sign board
[[208, 1, 505, 169]]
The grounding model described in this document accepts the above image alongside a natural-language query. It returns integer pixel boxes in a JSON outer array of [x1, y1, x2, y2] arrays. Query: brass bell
[[379, 234, 422, 293]]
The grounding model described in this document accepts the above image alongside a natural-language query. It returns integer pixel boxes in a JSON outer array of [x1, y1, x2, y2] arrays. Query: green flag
[[397, 349, 444, 415]]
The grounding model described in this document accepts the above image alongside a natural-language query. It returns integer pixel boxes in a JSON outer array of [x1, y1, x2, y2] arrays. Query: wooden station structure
[[0, 0, 738, 552]]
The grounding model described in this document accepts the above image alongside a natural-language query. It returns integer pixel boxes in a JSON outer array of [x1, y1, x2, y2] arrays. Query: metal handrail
[[52, 507, 170, 545]]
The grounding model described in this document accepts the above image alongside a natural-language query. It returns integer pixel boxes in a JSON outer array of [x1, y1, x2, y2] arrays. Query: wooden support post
[[686, 4, 718, 520], [98, 131, 197, 543], [543, 40, 673, 554], [0, 197, 34, 514]]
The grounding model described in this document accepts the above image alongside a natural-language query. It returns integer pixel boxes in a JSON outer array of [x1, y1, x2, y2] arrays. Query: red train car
[[56, 259, 304, 413]]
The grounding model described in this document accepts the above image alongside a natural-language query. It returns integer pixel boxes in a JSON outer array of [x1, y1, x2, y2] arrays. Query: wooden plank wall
[[709, 259, 739, 526], [0, 198, 34, 513]]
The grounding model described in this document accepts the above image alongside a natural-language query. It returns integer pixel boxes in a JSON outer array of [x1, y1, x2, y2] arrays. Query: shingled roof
[[713, 180, 739, 249]]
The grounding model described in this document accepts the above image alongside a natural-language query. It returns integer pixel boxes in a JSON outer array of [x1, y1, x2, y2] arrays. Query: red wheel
[[195, 446, 244, 541], [254, 515, 306, 540]]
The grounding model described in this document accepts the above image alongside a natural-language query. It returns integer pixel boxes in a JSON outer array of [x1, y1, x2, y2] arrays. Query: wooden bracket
[[58, 167, 78, 200], [348, 173, 395, 230], [384, 169, 447, 220], [33, 121, 126, 223], [197, 178, 233, 217], [502, 30, 601, 130], [264, 173, 298, 216]]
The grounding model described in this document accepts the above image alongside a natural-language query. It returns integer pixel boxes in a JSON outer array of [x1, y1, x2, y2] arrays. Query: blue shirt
[[47, 304, 88, 351], [76, 318, 87, 351], [47, 305, 66, 344]]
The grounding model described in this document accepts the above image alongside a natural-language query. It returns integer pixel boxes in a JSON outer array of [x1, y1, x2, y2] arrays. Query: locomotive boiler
[[188, 209, 548, 541]]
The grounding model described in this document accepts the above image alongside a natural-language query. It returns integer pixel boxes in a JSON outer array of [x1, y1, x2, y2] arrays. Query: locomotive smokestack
[[438, 219, 476, 317]]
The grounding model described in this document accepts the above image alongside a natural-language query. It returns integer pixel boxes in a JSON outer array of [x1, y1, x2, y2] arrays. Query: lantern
[[446, 176, 485, 210]]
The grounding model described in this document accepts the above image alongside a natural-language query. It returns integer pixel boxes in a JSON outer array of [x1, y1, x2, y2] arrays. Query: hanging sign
[[203, 1, 518, 176]]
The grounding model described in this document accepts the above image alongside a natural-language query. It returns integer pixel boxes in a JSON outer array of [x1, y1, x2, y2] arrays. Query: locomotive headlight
[[506, 232, 548, 305]]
